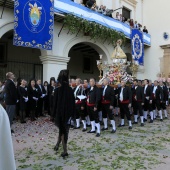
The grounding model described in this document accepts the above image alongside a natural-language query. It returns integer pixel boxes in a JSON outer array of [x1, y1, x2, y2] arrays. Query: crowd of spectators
[[71, 0, 149, 34]]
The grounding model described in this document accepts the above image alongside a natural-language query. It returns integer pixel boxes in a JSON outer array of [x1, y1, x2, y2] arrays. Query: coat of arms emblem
[[29, 2, 42, 27]]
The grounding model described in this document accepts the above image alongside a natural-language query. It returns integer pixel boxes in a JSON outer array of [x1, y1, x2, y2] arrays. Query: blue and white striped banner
[[54, 0, 151, 46]]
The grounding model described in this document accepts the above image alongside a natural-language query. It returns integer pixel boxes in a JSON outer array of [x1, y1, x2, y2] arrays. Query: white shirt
[[90, 86, 94, 91], [144, 85, 148, 94], [153, 86, 157, 94], [103, 85, 107, 96], [135, 86, 138, 90], [74, 85, 80, 98], [120, 87, 124, 101]]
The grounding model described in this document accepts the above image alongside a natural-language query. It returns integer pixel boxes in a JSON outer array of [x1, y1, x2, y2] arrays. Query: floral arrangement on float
[[96, 40, 138, 87]]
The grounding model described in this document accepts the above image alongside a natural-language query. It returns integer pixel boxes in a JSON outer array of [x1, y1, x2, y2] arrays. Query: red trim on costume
[[102, 96, 111, 104], [119, 100, 129, 104]]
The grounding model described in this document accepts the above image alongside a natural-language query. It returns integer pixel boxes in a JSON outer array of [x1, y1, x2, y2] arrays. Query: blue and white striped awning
[[54, 0, 151, 46]]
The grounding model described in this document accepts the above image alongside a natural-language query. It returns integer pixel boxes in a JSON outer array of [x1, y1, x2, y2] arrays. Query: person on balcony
[[143, 26, 148, 33]]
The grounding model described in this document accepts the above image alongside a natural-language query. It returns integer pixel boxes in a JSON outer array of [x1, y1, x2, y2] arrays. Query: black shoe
[[61, 152, 68, 158], [96, 133, 100, 137], [21, 121, 26, 124], [100, 121, 104, 125], [164, 117, 168, 119], [118, 124, 125, 127], [101, 127, 108, 131], [87, 130, 96, 133], [70, 125, 74, 129], [132, 121, 138, 124], [54, 144, 59, 151], [82, 128, 87, 132], [74, 126, 80, 129], [144, 118, 147, 122], [129, 126, 132, 130], [149, 120, 153, 123], [141, 123, 144, 126], [11, 129, 15, 134], [86, 124, 91, 127], [111, 129, 116, 133], [160, 119, 163, 122]]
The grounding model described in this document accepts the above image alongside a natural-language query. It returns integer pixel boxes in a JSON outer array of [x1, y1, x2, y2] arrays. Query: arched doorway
[[68, 42, 106, 81], [0, 30, 43, 81]]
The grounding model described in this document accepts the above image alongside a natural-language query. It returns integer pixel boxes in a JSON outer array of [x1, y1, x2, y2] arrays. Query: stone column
[[40, 55, 70, 82], [160, 45, 170, 78]]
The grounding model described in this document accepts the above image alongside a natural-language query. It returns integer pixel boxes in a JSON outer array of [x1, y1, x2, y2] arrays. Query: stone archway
[[63, 37, 112, 63], [0, 26, 43, 81]]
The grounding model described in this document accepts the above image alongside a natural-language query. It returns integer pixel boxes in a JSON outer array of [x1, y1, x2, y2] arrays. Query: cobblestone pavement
[[13, 110, 170, 170]]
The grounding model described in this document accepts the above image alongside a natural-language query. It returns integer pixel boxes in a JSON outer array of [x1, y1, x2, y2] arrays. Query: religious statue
[[167, 73, 170, 83], [111, 39, 127, 59], [161, 72, 166, 82], [157, 73, 162, 82]]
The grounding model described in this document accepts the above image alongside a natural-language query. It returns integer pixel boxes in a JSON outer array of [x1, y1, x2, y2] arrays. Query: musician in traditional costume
[[86, 78, 101, 137], [53, 70, 75, 157], [118, 80, 132, 129], [101, 78, 116, 133], [74, 78, 87, 131], [143, 79, 154, 123], [132, 79, 144, 126], [159, 81, 168, 119], [152, 80, 163, 120]]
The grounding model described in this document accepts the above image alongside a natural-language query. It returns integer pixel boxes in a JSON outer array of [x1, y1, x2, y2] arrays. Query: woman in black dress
[[53, 70, 75, 157], [27, 79, 39, 121], [18, 79, 28, 123], [47, 77, 55, 119], [43, 81, 48, 114]]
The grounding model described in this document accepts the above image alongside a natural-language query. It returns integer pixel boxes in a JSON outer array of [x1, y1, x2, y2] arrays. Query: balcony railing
[[54, 0, 151, 46]]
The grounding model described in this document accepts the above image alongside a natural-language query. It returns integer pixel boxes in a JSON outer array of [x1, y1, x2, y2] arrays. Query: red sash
[[119, 100, 129, 104], [101, 96, 110, 104]]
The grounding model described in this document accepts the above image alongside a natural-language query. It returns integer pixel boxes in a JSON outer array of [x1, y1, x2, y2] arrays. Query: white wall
[[142, 0, 170, 80]]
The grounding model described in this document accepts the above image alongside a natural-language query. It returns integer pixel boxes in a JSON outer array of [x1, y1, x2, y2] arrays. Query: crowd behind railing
[[71, 0, 149, 34]]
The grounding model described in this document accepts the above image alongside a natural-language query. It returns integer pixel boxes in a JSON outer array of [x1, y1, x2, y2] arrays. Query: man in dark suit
[[118, 80, 132, 129], [101, 78, 116, 133], [159, 81, 168, 119], [5, 72, 17, 134], [37, 79, 46, 117], [143, 79, 154, 123], [73, 78, 87, 131], [132, 79, 144, 126], [86, 78, 101, 137], [152, 80, 163, 121]]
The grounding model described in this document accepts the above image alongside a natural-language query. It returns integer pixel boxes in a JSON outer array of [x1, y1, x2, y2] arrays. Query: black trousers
[[75, 104, 86, 120], [152, 99, 161, 111], [133, 101, 143, 116], [119, 103, 131, 120], [87, 106, 99, 123], [102, 104, 114, 120], [37, 98, 43, 116], [44, 95, 49, 112], [160, 102, 166, 110], [144, 99, 153, 112]]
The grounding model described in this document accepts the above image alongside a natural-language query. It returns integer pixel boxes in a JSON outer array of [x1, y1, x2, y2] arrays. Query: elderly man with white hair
[[101, 78, 116, 133]]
